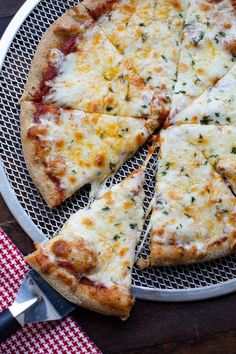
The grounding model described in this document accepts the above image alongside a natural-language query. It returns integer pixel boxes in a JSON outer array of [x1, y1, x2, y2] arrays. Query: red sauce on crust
[[34, 245, 54, 274], [33, 103, 59, 122], [33, 36, 77, 102], [59, 35, 77, 55], [52, 240, 70, 258], [80, 277, 107, 289], [43, 64, 58, 82], [33, 86, 51, 103], [209, 236, 228, 247], [47, 172, 65, 201], [57, 260, 75, 271], [231, 0, 236, 8], [34, 64, 58, 102], [87, 0, 118, 18]]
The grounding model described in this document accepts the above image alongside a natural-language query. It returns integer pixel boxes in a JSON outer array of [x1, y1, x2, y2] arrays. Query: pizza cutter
[[0, 269, 76, 343]]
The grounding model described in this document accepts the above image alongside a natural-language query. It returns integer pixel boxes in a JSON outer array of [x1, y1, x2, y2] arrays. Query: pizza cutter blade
[[0, 269, 76, 343]]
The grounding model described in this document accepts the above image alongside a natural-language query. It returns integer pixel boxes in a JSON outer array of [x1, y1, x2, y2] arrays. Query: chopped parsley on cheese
[[89, 0, 189, 111], [150, 124, 236, 265], [170, 64, 236, 126], [162, 124, 236, 194], [171, 0, 236, 118]]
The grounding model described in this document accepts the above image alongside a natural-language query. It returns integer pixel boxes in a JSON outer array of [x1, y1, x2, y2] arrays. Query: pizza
[[169, 63, 236, 126], [20, 0, 236, 318], [21, 101, 156, 207], [170, 0, 236, 119], [21, 0, 236, 208], [21, 4, 166, 120], [84, 0, 189, 113], [25, 169, 145, 319], [148, 125, 236, 266], [169, 124, 236, 195]]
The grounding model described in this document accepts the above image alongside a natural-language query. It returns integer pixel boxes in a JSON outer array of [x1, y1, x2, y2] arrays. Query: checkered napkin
[[0, 228, 102, 354]]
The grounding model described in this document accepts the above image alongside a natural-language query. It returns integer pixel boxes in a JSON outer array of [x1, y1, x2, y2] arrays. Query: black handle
[[0, 308, 21, 343]]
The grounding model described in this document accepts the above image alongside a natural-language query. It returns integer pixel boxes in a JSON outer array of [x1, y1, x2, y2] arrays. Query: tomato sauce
[[33, 36, 77, 102]]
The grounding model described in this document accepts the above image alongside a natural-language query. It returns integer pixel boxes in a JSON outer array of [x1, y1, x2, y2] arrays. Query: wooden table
[[1, 2, 236, 353]]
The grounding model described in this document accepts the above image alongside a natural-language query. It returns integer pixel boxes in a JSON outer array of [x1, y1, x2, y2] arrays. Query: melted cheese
[[150, 125, 236, 257], [171, 0, 236, 118], [162, 124, 236, 193], [123, 0, 188, 84], [217, 158, 236, 195], [43, 22, 158, 118], [94, 0, 189, 106], [43, 170, 145, 292], [170, 64, 236, 125], [92, 0, 138, 47], [31, 108, 153, 200]]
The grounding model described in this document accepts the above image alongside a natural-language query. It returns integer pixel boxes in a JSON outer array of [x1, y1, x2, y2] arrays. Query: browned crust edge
[[25, 251, 133, 320], [20, 101, 61, 208], [83, 0, 120, 18], [21, 4, 93, 102], [149, 237, 236, 266]]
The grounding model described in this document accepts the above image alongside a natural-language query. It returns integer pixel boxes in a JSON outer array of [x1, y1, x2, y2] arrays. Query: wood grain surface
[[1, 2, 236, 353]]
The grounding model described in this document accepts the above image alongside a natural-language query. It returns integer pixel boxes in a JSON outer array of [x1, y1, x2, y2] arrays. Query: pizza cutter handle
[[0, 308, 21, 343]]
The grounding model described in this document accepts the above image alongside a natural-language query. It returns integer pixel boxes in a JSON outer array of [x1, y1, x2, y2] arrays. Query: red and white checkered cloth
[[0, 228, 102, 354]]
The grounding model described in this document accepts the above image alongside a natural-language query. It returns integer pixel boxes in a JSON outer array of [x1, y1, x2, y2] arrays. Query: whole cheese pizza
[[22, 0, 236, 318]]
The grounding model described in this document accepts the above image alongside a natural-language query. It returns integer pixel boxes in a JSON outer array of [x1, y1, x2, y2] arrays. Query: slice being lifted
[[170, 0, 236, 118], [84, 0, 189, 114], [25, 169, 145, 319], [21, 101, 156, 207], [21, 4, 165, 120], [169, 64, 236, 126], [149, 125, 236, 266]]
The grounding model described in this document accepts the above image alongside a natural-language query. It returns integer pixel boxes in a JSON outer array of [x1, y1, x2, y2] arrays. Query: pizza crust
[[83, 0, 119, 18], [25, 249, 134, 320], [21, 4, 93, 102], [20, 101, 62, 207], [149, 237, 236, 266]]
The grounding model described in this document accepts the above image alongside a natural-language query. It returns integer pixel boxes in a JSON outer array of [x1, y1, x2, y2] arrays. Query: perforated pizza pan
[[1, 0, 236, 302]]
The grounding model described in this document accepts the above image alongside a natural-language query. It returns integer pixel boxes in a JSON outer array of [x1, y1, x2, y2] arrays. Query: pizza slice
[[83, 0, 138, 41], [148, 125, 236, 266], [25, 168, 145, 319], [21, 101, 156, 208], [163, 124, 236, 194], [21, 4, 166, 120], [169, 64, 236, 126], [84, 0, 189, 114], [170, 0, 236, 118]]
